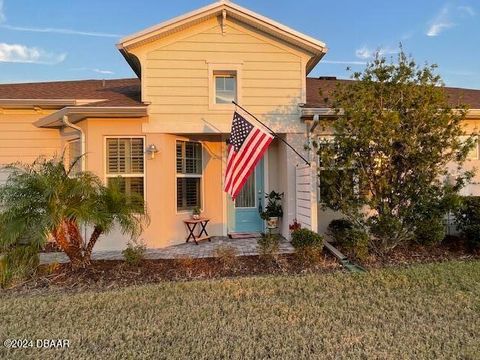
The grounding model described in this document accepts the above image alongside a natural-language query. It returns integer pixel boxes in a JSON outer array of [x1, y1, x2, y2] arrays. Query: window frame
[[316, 135, 360, 204], [460, 135, 480, 160], [65, 138, 82, 176], [207, 62, 243, 110], [214, 71, 237, 105], [175, 139, 204, 213], [104, 136, 146, 202]]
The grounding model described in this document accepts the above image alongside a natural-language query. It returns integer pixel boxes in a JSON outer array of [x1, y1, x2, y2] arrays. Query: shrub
[[213, 245, 238, 268], [0, 245, 39, 288], [454, 196, 480, 250], [328, 219, 369, 261], [291, 229, 324, 250], [368, 214, 405, 251], [414, 217, 446, 246], [257, 233, 280, 260], [291, 229, 324, 264], [122, 240, 146, 266], [328, 219, 354, 243]]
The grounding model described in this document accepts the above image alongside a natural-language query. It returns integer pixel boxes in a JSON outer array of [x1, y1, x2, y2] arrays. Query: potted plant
[[192, 206, 201, 220], [289, 218, 302, 233], [260, 191, 284, 229]]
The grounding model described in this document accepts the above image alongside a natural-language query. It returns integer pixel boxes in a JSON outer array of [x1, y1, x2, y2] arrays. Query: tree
[[0, 156, 149, 268], [315, 49, 476, 254]]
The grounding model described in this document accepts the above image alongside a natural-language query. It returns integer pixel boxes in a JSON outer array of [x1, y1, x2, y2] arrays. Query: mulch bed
[[4, 238, 479, 294], [343, 236, 480, 269], [8, 253, 341, 294]]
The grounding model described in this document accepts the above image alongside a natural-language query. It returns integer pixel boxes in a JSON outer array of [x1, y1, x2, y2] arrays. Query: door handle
[[258, 197, 263, 213]]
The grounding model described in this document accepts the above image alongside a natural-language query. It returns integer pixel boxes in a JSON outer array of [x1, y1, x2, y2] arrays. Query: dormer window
[[214, 71, 237, 104]]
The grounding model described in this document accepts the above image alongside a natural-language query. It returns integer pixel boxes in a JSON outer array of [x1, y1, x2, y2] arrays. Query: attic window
[[214, 71, 237, 104]]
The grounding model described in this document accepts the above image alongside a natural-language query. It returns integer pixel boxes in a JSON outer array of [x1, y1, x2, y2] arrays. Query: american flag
[[224, 111, 274, 199]]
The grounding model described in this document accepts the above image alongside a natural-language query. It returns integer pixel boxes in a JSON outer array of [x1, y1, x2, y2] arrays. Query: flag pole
[[232, 100, 311, 166]]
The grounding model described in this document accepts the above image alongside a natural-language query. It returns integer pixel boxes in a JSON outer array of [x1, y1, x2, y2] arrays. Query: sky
[[0, 0, 478, 89]]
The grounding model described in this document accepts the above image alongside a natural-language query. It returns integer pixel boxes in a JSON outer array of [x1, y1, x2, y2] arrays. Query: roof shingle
[[0, 77, 478, 110], [0, 78, 143, 107], [305, 78, 480, 109]]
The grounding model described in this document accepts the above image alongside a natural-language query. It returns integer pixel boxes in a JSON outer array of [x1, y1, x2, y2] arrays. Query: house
[[0, 0, 479, 251]]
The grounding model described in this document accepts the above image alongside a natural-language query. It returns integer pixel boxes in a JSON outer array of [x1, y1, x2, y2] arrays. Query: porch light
[[146, 144, 159, 159]]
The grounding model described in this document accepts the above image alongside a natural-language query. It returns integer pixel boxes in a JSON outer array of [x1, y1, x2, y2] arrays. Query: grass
[[1, 261, 479, 359]]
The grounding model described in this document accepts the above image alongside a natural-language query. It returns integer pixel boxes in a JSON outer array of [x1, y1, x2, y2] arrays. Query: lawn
[[1, 261, 479, 359]]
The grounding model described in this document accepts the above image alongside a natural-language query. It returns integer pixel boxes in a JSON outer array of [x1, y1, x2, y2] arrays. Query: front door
[[233, 159, 264, 232]]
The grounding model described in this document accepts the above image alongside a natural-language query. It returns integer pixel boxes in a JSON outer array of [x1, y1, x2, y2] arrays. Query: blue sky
[[0, 0, 478, 89]]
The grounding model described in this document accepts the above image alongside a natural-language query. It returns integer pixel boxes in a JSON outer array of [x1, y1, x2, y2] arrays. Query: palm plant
[[0, 156, 149, 269]]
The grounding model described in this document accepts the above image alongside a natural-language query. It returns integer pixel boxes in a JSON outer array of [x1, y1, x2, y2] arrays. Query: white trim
[[174, 138, 205, 214], [221, 134, 229, 236], [103, 136, 147, 204], [117, 1, 327, 53], [208, 62, 243, 111]]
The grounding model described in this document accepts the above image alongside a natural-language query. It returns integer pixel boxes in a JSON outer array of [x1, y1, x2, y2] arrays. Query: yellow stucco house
[[0, 0, 479, 251]]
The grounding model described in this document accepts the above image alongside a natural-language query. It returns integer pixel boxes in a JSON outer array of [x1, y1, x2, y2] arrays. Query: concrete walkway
[[39, 236, 295, 265]]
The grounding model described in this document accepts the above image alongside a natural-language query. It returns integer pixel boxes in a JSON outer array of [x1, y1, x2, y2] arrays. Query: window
[[460, 136, 479, 160], [106, 137, 145, 202], [66, 139, 82, 175], [214, 71, 237, 104], [176, 140, 202, 211]]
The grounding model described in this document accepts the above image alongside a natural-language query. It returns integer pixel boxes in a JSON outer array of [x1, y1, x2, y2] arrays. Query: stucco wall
[[80, 117, 225, 250]]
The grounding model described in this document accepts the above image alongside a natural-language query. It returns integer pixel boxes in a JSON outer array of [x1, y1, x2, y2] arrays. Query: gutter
[[301, 107, 480, 120], [35, 106, 148, 128], [62, 115, 86, 172]]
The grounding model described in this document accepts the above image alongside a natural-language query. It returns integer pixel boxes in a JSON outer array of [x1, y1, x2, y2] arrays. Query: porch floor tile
[[39, 236, 294, 265]]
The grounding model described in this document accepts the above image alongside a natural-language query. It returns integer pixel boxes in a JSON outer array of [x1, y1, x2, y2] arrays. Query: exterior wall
[[128, 16, 311, 134], [452, 119, 480, 195], [0, 109, 61, 165], [314, 117, 480, 236], [0, 109, 61, 184], [80, 117, 225, 250]]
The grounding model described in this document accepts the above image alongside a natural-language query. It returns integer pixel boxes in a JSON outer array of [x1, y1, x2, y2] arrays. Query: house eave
[[300, 107, 480, 120], [0, 98, 113, 110], [117, 0, 327, 76], [34, 106, 148, 128]]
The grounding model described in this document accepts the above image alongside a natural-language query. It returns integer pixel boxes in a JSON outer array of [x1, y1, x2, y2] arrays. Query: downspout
[[62, 115, 86, 172]]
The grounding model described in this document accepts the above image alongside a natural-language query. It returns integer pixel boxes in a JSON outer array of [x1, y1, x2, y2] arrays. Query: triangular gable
[[117, 0, 327, 76]]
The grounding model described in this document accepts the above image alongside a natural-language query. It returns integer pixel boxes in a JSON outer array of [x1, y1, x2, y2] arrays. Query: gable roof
[[305, 77, 480, 110], [117, 0, 327, 76], [0, 78, 143, 108]]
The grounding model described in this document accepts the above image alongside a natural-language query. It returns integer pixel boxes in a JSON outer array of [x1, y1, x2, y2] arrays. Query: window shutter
[[185, 178, 200, 208], [107, 138, 144, 174], [130, 138, 144, 174], [176, 142, 183, 173]]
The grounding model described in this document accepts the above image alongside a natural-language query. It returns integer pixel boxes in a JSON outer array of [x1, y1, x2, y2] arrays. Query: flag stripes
[[224, 111, 274, 200]]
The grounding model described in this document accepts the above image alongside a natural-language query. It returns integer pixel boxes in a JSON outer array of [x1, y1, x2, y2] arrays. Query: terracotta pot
[[266, 216, 279, 229]]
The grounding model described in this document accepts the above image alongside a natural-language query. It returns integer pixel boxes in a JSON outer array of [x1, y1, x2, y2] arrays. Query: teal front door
[[233, 159, 264, 232]]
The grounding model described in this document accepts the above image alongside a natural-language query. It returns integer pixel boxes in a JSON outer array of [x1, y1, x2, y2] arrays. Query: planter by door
[[232, 159, 265, 232], [266, 216, 278, 229]]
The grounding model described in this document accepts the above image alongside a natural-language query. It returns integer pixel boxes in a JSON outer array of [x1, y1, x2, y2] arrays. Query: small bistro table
[[183, 218, 211, 245]]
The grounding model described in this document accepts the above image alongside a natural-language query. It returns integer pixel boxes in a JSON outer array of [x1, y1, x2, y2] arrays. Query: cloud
[[0, 0, 5, 23], [355, 46, 398, 60], [92, 68, 114, 74], [322, 60, 367, 65], [426, 6, 454, 36], [426, 4, 475, 37], [0, 24, 123, 38], [71, 67, 115, 75], [457, 5, 475, 16], [0, 43, 66, 64]]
